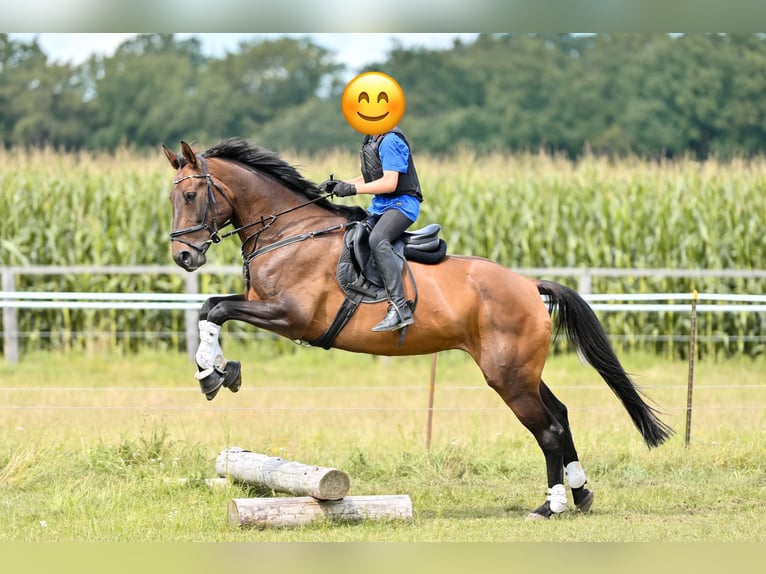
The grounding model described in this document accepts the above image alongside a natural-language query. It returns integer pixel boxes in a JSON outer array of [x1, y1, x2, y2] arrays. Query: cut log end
[[316, 469, 351, 501]]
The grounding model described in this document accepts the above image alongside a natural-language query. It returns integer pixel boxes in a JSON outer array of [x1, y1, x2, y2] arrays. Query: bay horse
[[163, 137, 673, 520]]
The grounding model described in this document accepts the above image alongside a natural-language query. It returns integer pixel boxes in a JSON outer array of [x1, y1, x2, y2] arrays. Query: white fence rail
[[2, 265, 766, 363], [4, 290, 766, 313], [0, 291, 208, 310]]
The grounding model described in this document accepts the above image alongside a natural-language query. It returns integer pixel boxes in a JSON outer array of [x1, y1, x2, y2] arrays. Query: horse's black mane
[[199, 137, 366, 222]]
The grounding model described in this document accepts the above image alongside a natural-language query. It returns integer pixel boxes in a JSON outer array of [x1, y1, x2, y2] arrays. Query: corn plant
[[2, 147, 764, 357]]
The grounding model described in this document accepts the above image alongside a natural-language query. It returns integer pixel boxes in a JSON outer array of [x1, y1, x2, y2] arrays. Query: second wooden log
[[228, 495, 414, 528], [215, 447, 350, 500]]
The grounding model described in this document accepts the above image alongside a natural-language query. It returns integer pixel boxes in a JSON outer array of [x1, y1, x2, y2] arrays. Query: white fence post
[[184, 273, 200, 362], [685, 290, 699, 448], [1, 269, 18, 363]]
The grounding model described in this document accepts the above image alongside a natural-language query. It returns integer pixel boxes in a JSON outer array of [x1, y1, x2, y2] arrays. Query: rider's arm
[[353, 170, 399, 195]]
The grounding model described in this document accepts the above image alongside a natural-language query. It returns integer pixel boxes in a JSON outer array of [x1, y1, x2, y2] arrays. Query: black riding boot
[[371, 240, 414, 332]]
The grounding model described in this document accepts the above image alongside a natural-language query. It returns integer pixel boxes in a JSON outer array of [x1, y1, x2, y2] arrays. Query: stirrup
[[195, 361, 242, 401]]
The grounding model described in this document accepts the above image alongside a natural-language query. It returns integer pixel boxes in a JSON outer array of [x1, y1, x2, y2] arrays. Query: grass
[[1, 344, 765, 541]]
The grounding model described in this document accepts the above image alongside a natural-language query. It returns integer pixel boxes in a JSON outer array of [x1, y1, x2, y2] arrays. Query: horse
[[163, 137, 673, 520]]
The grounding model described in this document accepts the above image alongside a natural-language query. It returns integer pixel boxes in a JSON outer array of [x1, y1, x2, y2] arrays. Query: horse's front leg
[[193, 294, 246, 400], [194, 294, 298, 400]]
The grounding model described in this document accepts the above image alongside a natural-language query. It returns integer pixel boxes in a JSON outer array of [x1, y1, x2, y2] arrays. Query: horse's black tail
[[537, 280, 674, 448]]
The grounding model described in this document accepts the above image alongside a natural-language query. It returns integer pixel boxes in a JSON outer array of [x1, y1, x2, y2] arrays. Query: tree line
[[1, 33, 765, 159]]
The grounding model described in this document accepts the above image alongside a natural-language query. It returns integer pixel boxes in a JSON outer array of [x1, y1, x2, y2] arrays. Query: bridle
[[169, 155, 234, 253]]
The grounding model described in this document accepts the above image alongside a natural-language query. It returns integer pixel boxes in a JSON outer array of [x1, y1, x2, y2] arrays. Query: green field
[[1, 344, 764, 542]]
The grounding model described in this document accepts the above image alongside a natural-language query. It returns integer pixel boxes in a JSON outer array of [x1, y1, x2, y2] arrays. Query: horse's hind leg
[[540, 381, 594, 513], [479, 360, 568, 520]]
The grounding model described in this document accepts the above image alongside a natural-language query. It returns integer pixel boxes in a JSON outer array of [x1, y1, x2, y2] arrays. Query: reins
[[241, 222, 353, 264]]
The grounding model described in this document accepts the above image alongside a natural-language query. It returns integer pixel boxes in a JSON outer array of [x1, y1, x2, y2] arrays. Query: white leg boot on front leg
[[526, 483, 568, 521], [195, 320, 225, 376], [194, 320, 241, 400]]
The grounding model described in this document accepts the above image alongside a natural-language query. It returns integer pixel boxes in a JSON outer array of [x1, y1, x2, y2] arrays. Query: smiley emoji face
[[341, 72, 406, 135]]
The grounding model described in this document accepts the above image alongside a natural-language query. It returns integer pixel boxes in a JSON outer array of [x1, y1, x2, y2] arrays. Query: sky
[[8, 33, 479, 74]]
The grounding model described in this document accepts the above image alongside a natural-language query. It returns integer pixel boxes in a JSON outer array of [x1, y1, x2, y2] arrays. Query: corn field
[[1, 146, 765, 357]]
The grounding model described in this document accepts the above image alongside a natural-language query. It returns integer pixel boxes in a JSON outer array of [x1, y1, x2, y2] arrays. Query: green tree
[[711, 34, 766, 157], [198, 37, 343, 141], [257, 97, 359, 153], [621, 34, 735, 158], [85, 34, 206, 149], [0, 34, 91, 148], [545, 34, 652, 156]]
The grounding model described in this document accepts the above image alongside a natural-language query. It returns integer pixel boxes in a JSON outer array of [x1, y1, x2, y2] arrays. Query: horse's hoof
[[575, 489, 594, 513], [222, 361, 242, 393], [196, 367, 223, 400], [525, 501, 554, 521], [196, 361, 242, 400]]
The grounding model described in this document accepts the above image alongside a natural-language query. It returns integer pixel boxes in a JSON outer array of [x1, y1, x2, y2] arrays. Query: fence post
[[578, 268, 592, 295], [2, 269, 19, 363], [685, 289, 698, 448], [426, 353, 437, 449], [184, 273, 200, 362]]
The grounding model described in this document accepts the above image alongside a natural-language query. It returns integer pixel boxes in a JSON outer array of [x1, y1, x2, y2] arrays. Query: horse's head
[[163, 141, 234, 271]]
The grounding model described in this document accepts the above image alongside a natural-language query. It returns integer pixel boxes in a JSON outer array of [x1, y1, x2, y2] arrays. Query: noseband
[[169, 155, 233, 253]]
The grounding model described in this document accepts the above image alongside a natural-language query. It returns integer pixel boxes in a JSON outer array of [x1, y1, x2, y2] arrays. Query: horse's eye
[[184, 191, 197, 202]]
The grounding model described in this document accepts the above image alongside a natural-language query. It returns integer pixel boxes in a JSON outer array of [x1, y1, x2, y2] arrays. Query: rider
[[320, 127, 423, 332]]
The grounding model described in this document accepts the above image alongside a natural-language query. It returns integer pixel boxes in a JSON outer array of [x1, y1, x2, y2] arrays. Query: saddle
[[309, 221, 447, 349]]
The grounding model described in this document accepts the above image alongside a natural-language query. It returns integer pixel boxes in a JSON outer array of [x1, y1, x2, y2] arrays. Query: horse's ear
[[162, 143, 180, 169], [180, 141, 198, 169]]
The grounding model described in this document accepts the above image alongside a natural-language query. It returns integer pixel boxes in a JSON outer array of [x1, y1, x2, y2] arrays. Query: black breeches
[[368, 209, 414, 250]]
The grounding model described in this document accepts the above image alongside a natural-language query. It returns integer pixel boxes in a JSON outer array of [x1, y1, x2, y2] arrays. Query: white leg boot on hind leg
[[565, 461, 587, 489], [195, 320, 225, 379], [565, 460, 594, 512]]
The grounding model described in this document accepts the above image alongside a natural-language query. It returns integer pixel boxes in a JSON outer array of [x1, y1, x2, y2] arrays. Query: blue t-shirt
[[367, 133, 421, 223]]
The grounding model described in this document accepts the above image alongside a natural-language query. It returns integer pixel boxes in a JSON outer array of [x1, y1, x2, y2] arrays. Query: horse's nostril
[[174, 250, 194, 269]]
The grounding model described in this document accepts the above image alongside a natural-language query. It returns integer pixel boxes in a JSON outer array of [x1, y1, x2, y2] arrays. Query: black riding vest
[[360, 128, 423, 202]]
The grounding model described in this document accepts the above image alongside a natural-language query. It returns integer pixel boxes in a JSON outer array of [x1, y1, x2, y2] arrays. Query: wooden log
[[228, 495, 413, 528], [215, 447, 350, 500]]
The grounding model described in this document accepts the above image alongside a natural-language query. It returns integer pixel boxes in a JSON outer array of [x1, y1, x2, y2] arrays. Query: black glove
[[318, 179, 338, 193], [333, 181, 357, 197]]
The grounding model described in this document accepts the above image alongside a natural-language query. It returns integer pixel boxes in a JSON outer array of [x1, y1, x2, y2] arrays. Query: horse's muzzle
[[173, 247, 207, 271]]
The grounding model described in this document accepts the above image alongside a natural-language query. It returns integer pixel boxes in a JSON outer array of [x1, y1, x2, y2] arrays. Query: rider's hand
[[318, 179, 338, 193], [333, 182, 358, 197]]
